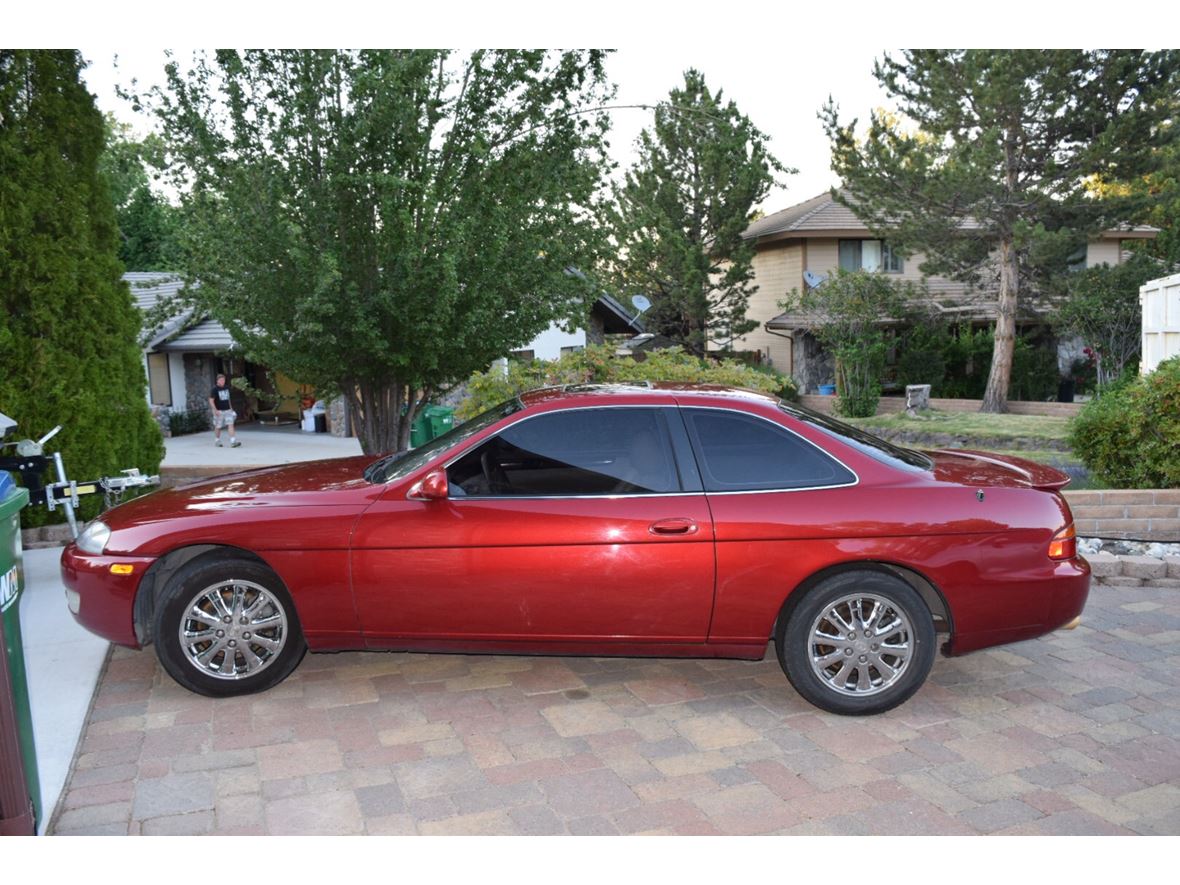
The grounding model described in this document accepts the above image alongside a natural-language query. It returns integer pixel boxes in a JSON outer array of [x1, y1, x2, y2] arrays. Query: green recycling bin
[[423, 405, 455, 441], [409, 411, 430, 449], [409, 405, 455, 448], [1, 471, 40, 832]]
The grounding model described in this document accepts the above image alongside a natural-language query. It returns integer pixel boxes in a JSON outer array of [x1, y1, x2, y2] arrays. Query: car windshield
[[778, 401, 933, 472], [364, 399, 523, 484]]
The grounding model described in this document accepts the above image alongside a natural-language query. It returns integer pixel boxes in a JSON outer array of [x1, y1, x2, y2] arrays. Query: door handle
[[649, 518, 698, 535]]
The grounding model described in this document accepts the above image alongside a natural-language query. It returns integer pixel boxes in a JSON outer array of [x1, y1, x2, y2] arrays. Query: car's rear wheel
[[151, 553, 307, 697], [777, 570, 935, 715]]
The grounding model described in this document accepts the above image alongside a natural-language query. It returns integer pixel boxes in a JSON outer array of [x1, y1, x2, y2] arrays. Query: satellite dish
[[803, 271, 828, 289], [632, 295, 651, 314]]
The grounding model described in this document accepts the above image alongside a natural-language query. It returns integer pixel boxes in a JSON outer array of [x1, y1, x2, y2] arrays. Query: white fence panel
[[1141, 272, 1180, 374]]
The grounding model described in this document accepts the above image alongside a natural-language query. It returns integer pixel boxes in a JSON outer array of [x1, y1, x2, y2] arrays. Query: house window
[[146, 352, 172, 405], [838, 239, 903, 274], [508, 349, 536, 362]]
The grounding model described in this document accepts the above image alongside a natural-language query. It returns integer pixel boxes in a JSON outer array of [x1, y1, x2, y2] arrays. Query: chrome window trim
[[679, 405, 860, 495]]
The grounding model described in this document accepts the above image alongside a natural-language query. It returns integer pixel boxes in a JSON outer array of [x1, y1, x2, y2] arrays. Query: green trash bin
[[409, 412, 430, 448], [408, 405, 455, 448], [0, 471, 39, 833], [422, 405, 455, 441]]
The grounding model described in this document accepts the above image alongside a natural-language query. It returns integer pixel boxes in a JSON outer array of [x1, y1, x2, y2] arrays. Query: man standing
[[209, 373, 241, 447]]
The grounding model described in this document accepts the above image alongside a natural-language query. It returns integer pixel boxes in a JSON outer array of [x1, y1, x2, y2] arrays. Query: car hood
[[101, 455, 381, 528], [927, 449, 1072, 491]]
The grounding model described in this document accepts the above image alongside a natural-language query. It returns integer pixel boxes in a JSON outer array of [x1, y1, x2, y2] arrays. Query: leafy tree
[[609, 69, 789, 355], [142, 50, 613, 454], [789, 269, 916, 417], [1056, 252, 1162, 387], [823, 50, 1180, 412], [98, 115, 179, 270], [0, 50, 164, 525]]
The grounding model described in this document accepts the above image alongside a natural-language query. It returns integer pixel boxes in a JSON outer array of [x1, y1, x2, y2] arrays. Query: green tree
[[98, 115, 179, 270], [143, 50, 613, 454], [823, 50, 1180, 412], [1057, 252, 1162, 387], [610, 69, 789, 355], [789, 269, 916, 417], [0, 50, 164, 524]]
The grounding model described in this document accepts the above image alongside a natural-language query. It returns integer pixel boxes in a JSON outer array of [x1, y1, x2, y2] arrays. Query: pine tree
[[0, 50, 164, 524], [823, 50, 1180, 411], [610, 70, 788, 355]]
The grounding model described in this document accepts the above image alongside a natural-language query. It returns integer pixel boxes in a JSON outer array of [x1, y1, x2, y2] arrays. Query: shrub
[[169, 410, 211, 436], [457, 345, 796, 420], [790, 269, 913, 418], [1010, 339, 1060, 402], [1069, 356, 1180, 488], [900, 325, 1059, 401]]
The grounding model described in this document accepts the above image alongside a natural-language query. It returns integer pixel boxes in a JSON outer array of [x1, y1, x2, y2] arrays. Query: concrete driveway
[[48, 580, 1180, 836]]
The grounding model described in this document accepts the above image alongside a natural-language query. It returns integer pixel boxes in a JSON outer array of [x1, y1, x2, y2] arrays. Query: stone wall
[[1064, 490, 1180, 542]]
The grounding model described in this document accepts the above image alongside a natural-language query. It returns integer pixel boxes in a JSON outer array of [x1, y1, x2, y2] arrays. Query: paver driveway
[[51, 581, 1180, 835]]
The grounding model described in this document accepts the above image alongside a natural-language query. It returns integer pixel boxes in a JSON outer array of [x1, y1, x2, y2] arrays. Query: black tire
[[152, 552, 307, 697], [776, 569, 935, 716]]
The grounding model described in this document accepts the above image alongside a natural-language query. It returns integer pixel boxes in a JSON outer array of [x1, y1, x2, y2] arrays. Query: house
[[508, 293, 644, 361], [128, 272, 304, 429], [733, 191, 1159, 393]]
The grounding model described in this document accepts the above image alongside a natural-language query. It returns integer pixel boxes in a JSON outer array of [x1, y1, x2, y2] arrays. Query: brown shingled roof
[[743, 190, 869, 240], [745, 191, 1159, 243]]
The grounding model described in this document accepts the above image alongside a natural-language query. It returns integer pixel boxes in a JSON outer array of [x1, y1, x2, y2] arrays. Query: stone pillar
[[327, 396, 350, 438], [905, 384, 931, 416]]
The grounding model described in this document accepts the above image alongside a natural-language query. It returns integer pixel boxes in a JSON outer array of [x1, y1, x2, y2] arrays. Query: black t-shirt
[[211, 385, 233, 411]]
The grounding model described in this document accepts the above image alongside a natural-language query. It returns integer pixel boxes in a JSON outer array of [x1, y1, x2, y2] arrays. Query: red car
[[60, 384, 1089, 715]]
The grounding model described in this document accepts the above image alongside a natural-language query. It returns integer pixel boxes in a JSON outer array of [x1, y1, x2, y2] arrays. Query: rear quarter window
[[681, 408, 856, 492]]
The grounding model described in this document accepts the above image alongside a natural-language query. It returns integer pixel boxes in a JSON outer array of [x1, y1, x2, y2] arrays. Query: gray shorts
[[213, 409, 237, 429]]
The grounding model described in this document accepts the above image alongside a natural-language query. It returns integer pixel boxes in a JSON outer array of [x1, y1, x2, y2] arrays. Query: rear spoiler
[[934, 449, 1072, 491]]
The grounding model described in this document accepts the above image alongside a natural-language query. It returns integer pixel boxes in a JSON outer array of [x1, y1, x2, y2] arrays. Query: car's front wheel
[[151, 553, 307, 697], [776, 570, 935, 715]]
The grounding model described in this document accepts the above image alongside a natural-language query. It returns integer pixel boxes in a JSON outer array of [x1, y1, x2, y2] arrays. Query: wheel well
[[772, 561, 952, 641], [132, 544, 271, 646]]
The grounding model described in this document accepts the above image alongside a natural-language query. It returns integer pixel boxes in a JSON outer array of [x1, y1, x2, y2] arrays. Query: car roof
[[518, 382, 781, 408]]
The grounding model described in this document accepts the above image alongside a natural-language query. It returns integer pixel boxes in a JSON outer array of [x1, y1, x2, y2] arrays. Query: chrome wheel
[[178, 579, 289, 681], [808, 592, 913, 697]]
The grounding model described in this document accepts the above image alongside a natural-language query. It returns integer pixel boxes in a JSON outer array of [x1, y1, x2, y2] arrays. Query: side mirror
[[407, 469, 449, 501]]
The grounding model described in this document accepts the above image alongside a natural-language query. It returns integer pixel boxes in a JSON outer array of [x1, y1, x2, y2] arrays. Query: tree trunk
[[344, 378, 411, 456], [981, 235, 1018, 413]]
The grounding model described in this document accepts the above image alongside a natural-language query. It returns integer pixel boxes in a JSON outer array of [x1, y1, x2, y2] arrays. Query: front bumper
[[60, 543, 157, 647]]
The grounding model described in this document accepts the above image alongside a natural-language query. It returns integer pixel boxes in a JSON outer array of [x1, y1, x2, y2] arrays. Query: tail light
[[1048, 524, 1077, 561]]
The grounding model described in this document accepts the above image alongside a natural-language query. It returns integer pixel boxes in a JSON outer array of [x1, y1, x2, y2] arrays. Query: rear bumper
[[948, 556, 1091, 655], [60, 543, 156, 648]]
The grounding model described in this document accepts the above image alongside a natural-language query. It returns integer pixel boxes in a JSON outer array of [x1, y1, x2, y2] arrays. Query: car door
[[350, 405, 716, 645]]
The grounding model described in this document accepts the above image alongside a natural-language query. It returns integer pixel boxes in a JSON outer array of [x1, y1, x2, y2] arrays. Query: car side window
[[447, 408, 682, 497], [681, 408, 856, 492]]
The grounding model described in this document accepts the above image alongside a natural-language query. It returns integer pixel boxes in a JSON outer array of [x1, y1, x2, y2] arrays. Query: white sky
[[76, 45, 889, 215], [19, 0, 1173, 219]]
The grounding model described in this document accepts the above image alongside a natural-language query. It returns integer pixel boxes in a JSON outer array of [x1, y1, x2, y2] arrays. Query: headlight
[[76, 520, 111, 555]]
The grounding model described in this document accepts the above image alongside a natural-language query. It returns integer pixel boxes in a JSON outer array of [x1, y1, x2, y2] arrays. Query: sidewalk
[[18, 545, 109, 835], [162, 423, 363, 471]]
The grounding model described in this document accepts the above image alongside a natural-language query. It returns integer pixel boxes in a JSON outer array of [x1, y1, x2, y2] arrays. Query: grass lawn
[[841, 409, 1104, 488], [842, 409, 1072, 443]]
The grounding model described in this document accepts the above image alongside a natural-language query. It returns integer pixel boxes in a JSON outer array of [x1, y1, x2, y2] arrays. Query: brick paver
[[50, 581, 1180, 835]]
